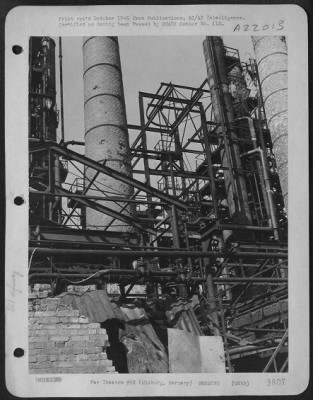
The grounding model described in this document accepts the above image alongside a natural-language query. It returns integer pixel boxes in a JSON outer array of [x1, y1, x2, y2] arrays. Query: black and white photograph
[[4, 4, 309, 397], [27, 34, 288, 375]]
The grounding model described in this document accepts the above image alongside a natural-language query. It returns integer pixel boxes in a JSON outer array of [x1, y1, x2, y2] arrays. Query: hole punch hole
[[14, 196, 24, 206], [13, 348, 24, 358], [12, 45, 23, 55]]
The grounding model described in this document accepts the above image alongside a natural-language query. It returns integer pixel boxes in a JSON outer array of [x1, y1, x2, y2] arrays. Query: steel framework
[[28, 43, 288, 373]]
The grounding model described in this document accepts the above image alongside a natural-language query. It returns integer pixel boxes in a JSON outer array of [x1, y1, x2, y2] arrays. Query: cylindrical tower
[[251, 36, 288, 211], [29, 37, 58, 141], [203, 36, 252, 224], [29, 37, 63, 224], [83, 36, 135, 231]]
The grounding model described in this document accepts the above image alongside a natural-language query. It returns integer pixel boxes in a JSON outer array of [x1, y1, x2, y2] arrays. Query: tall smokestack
[[251, 36, 288, 211], [203, 36, 252, 224], [83, 36, 135, 231]]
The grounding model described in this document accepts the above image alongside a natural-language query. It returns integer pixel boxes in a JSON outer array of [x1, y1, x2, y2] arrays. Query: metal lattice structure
[[28, 36, 288, 373]]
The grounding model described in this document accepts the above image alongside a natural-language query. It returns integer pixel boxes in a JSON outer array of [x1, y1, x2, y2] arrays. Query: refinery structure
[[28, 35, 288, 374]]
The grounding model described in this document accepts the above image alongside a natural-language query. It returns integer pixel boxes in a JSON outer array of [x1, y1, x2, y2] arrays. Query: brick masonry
[[28, 285, 116, 374]]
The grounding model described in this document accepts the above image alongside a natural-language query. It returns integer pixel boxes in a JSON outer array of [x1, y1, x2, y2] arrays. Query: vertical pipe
[[169, 155, 177, 198], [48, 149, 54, 220], [259, 149, 279, 240], [173, 127, 187, 198], [205, 269, 220, 336], [203, 36, 252, 224], [28, 38, 32, 138], [217, 291, 232, 371], [251, 36, 288, 211], [201, 104, 219, 217], [241, 148, 279, 240], [54, 158, 62, 223], [237, 116, 273, 227], [83, 36, 135, 231], [139, 93, 152, 192], [139, 93, 153, 247], [41, 37, 57, 141], [170, 205, 180, 248], [58, 37, 65, 142]]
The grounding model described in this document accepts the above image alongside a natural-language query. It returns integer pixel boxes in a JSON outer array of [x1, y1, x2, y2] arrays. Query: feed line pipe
[[213, 277, 287, 284], [241, 146, 279, 240], [29, 247, 288, 259], [235, 115, 270, 220], [29, 269, 206, 283]]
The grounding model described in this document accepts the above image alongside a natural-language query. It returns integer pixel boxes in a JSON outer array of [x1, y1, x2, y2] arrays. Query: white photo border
[[5, 4, 309, 397]]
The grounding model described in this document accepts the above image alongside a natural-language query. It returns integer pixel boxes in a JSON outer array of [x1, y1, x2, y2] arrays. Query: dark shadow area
[[102, 319, 128, 373]]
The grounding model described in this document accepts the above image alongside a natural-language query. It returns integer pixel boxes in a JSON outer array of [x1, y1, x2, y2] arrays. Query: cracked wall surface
[[28, 287, 115, 374]]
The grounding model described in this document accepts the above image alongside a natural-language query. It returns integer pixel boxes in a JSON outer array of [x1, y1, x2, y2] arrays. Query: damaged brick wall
[[28, 285, 116, 374]]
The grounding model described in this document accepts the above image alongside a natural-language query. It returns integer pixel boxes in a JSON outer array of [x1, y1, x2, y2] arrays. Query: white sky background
[[56, 36, 253, 145]]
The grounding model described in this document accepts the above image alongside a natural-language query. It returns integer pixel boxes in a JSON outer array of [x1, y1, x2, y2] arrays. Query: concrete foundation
[[252, 36, 288, 211], [83, 36, 135, 231]]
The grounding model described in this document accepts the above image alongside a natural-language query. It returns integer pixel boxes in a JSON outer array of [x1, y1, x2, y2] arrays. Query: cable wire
[[28, 247, 38, 271], [60, 270, 100, 284]]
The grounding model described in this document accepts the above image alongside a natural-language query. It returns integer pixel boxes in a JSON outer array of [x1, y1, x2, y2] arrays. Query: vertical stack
[[83, 36, 135, 231], [203, 36, 252, 224], [251, 36, 288, 211], [28, 290, 115, 374]]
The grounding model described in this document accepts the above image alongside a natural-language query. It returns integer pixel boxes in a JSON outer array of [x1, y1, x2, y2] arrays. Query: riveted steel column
[[252, 36, 288, 211], [83, 36, 135, 231]]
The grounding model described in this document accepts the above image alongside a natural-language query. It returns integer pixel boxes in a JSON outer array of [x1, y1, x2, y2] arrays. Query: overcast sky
[[57, 36, 253, 144]]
